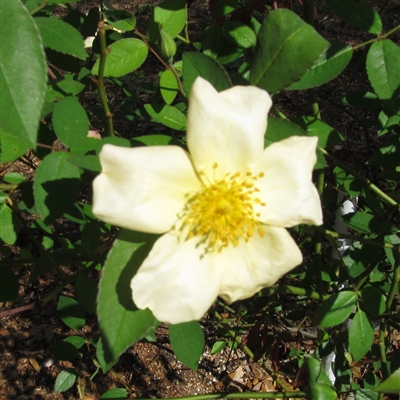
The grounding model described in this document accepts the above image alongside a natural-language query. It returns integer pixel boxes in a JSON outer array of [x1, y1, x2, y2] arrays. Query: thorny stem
[[353, 23, 400, 51], [134, 28, 185, 96], [320, 148, 399, 209], [97, 19, 114, 136]]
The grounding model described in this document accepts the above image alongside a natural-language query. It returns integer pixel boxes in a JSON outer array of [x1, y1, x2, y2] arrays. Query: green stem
[[320, 148, 399, 208], [97, 19, 114, 136], [353, 24, 400, 51], [379, 320, 389, 379], [316, 228, 395, 249], [261, 284, 330, 301], [386, 248, 400, 313], [314, 170, 325, 295], [134, 29, 186, 96], [30, 1, 48, 15]]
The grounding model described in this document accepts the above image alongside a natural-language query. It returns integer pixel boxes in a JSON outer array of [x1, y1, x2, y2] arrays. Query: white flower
[[92, 77, 323, 324]]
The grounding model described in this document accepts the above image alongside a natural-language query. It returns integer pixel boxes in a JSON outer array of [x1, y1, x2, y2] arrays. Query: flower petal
[[93, 144, 201, 233], [187, 77, 272, 180], [218, 226, 303, 304], [255, 136, 323, 227], [131, 232, 224, 324]]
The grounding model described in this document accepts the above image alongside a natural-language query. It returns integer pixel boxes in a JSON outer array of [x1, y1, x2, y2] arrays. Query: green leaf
[[52, 96, 89, 148], [366, 40, 400, 100], [64, 335, 86, 349], [97, 229, 159, 367], [144, 104, 186, 130], [374, 368, 400, 393], [54, 368, 76, 392], [292, 116, 344, 148], [202, 22, 224, 58], [211, 340, 226, 355], [213, 0, 239, 17], [34, 17, 87, 60], [289, 41, 353, 90], [103, 9, 136, 32], [305, 356, 337, 399], [68, 154, 101, 172], [3, 172, 25, 184], [326, 0, 382, 34], [368, 134, 400, 168], [57, 295, 86, 330], [160, 69, 179, 105], [182, 52, 231, 97], [0, 0, 46, 152], [317, 291, 357, 328], [133, 134, 180, 147], [91, 39, 148, 77], [100, 388, 128, 399], [341, 212, 397, 235], [0, 267, 19, 302], [0, 203, 21, 245], [76, 272, 98, 314], [349, 310, 374, 362], [265, 117, 326, 169], [49, 341, 80, 361], [151, 0, 186, 38], [341, 91, 381, 108], [249, 9, 329, 93], [361, 286, 386, 317], [33, 152, 81, 224], [169, 321, 204, 371]]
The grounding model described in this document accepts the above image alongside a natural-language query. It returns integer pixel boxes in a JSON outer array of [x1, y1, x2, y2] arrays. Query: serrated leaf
[[49, 341, 80, 361], [289, 41, 353, 90], [54, 368, 76, 392], [160, 69, 179, 105], [100, 388, 128, 399], [144, 104, 186, 130], [97, 229, 159, 367], [152, 0, 186, 38], [317, 291, 357, 328], [52, 96, 89, 147], [33, 152, 81, 224], [0, 203, 21, 245], [91, 39, 148, 77], [3, 172, 25, 184], [326, 0, 382, 34], [202, 22, 224, 58], [57, 295, 86, 330], [211, 340, 226, 354], [366, 40, 400, 100], [374, 368, 400, 393], [0, 267, 19, 302], [361, 286, 386, 317], [76, 272, 98, 314], [349, 310, 374, 362], [34, 17, 87, 60], [292, 116, 344, 147], [0, 0, 46, 153], [341, 212, 397, 235], [182, 52, 231, 97], [64, 335, 86, 348], [103, 9, 136, 32], [341, 91, 381, 108], [249, 9, 329, 93], [169, 321, 204, 371]]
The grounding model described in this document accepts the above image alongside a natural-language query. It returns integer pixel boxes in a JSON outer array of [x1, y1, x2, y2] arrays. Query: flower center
[[181, 163, 266, 252]]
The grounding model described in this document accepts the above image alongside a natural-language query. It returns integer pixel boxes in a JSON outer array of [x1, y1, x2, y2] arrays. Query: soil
[[1, 0, 400, 399]]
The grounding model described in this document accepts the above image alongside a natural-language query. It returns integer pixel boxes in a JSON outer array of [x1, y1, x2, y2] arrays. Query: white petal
[[187, 77, 272, 180], [93, 144, 201, 233], [255, 136, 323, 227], [131, 232, 224, 324], [219, 226, 303, 304]]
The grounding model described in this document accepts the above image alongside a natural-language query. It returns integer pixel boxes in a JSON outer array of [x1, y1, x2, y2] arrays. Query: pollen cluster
[[181, 164, 266, 252]]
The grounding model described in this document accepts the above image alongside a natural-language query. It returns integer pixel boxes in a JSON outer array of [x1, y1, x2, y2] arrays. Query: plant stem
[[386, 248, 400, 313], [261, 284, 330, 301], [320, 148, 399, 208], [97, 19, 114, 136], [353, 24, 400, 51], [0, 183, 18, 191]]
